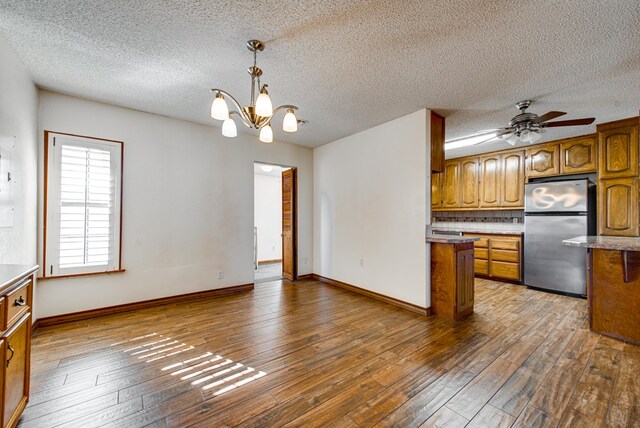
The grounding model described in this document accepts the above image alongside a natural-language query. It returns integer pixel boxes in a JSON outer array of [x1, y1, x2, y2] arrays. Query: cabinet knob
[[6, 343, 14, 367], [14, 296, 26, 307]]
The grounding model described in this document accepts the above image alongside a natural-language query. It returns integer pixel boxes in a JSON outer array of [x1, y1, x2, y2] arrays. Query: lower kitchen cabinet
[[465, 233, 522, 282], [430, 241, 475, 320], [0, 265, 36, 428]]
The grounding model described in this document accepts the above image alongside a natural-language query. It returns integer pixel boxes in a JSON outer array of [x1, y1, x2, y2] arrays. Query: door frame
[[253, 161, 298, 282]]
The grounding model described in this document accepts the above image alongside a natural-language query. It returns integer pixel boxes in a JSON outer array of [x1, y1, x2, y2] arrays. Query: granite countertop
[[563, 236, 640, 251], [0, 264, 39, 293], [432, 227, 524, 236], [426, 234, 481, 244]]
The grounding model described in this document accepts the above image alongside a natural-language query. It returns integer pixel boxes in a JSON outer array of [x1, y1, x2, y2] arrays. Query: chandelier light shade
[[222, 117, 237, 137], [209, 39, 304, 143], [259, 124, 273, 143], [283, 109, 298, 132], [211, 93, 229, 120]]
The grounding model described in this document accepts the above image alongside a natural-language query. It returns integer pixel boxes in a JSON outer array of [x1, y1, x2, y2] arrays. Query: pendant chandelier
[[210, 39, 302, 143]]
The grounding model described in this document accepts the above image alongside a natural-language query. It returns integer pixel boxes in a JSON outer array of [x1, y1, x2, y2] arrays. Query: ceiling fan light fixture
[[211, 92, 229, 120], [259, 124, 273, 143], [222, 117, 237, 137], [527, 131, 542, 144], [504, 134, 519, 146], [283, 108, 298, 132]]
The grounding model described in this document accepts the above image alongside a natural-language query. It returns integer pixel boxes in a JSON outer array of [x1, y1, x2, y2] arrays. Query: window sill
[[37, 269, 126, 281]]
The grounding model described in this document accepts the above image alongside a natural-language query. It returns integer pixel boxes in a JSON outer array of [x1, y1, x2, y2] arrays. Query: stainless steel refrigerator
[[524, 179, 595, 296]]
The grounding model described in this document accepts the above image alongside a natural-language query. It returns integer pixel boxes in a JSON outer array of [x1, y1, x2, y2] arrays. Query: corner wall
[[313, 109, 431, 308], [37, 91, 313, 317], [0, 37, 38, 266]]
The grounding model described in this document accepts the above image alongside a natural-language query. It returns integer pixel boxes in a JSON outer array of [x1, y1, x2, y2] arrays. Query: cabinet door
[[431, 173, 442, 209], [442, 160, 460, 209], [456, 249, 475, 316], [598, 177, 639, 236], [3, 313, 30, 428], [500, 151, 525, 207], [527, 143, 560, 178], [560, 135, 597, 174], [431, 112, 446, 173], [460, 158, 479, 208], [479, 155, 501, 208], [598, 125, 639, 179]]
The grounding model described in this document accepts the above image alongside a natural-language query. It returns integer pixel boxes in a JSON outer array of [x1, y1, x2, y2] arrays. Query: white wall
[[0, 38, 38, 266], [254, 173, 282, 263], [37, 91, 313, 317], [313, 109, 431, 308]]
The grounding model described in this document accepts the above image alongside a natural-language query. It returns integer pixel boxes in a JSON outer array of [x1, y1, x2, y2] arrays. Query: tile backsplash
[[433, 210, 524, 224]]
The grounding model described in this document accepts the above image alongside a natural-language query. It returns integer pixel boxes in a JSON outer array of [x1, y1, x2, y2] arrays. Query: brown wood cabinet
[[598, 177, 639, 236], [430, 242, 475, 320], [460, 158, 479, 208], [465, 233, 522, 282], [442, 160, 461, 209], [431, 173, 442, 209], [560, 135, 597, 174], [431, 111, 445, 173], [500, 151, 525, 207], [0, 265, 36, 428], [479, 154, 501, 208], [526, 143, 560, 178], [598, 118, 639, 179]]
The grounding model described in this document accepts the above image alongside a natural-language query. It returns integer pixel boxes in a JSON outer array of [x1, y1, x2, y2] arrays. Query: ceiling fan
[[473, 100, 595, 146]]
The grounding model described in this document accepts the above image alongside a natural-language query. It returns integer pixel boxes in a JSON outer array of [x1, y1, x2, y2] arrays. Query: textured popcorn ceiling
[[0, 1, 638, 150]]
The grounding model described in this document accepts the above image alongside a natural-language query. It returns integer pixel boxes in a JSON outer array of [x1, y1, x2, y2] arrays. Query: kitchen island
[[563, 236, 640, 344]]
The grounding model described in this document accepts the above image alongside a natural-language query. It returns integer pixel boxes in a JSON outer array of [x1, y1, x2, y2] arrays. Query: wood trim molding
[[296, 274, 315, 281], [311, 274, 431, 317], [31, 318, 40, 336], [35, 283, 254, 328], [37, 269, 126, 281], [596, 116, 639, 132], [257, 259, 282, 265]]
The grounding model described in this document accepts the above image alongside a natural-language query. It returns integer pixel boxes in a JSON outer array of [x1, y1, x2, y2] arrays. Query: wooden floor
[[21, 278, 640, 427]]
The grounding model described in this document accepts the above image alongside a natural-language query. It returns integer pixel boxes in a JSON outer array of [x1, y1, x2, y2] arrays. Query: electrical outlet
[[359, 258, 364, 267], [217, 270, 224, 279]]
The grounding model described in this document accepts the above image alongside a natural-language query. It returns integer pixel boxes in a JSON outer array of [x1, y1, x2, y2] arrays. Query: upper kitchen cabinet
[[597, 117, 639, 179], [479, 154, 501, 208], [560, 135, 597, 174], [431, 112, 445, 173], [598, 177, 639, 236], [500, 151, 525, 207], [526, 143, 560, 178], [431, 173, 442, 209], [460, 158, 479, 208], [442, 159, 461, 209]]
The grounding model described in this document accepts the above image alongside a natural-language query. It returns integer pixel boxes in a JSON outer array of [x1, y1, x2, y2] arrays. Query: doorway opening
[[254, 162, 297, 283]]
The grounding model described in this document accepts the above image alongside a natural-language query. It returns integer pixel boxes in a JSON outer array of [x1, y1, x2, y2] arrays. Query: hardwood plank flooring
[[20, 278, 640, 427]]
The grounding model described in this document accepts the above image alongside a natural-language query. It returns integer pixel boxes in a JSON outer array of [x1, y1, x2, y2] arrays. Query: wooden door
[[598, 177, 639, 236], [281, 168, 297, 281], [3, 313, 30, 428], [526, 143, 560, 178], [456, 248, 474, 318], [460, 158, 479, 208], [431, 112, 445, 173], [479, 155, 501, 208], [598, 123, 639, 179], [442, 160, 460, 209], [431, 173, 442, 209], [500, 151, 525, 207], [560, 135, 597, 174]]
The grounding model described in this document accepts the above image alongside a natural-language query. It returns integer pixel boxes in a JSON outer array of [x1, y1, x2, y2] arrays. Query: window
[[44, 131, 123, 277]]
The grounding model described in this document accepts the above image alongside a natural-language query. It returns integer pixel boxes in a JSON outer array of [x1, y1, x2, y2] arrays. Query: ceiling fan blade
[[533, 111, 567, 123], [475, 130, 512, 145], [543, 118, 595, 128], [474, 127, 512, 134]]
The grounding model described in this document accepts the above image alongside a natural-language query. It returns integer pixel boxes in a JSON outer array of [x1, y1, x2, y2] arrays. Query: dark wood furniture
[[0, 265, 37, 428], [428, 235, 478, 320]]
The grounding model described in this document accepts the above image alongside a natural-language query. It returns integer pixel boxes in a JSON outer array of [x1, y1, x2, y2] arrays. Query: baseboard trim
[[296, 274, 315, 281], [36, 283, 254, 328], [32, 318, 40, 336], [257, 259, 282, 264], [311, 274, 431, 316]]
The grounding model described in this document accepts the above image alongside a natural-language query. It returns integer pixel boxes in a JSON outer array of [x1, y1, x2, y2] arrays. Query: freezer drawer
[[524, 215, 588, 295]]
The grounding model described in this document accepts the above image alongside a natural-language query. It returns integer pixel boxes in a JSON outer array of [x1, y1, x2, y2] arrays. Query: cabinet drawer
[[490, 261, 520, 281], [475, 259, 489, 275], [471, 237, 489, 248], [475, 248, 489, 260], [491, 249, 520, 263], [5, 279, 31, 330], [491, 239, 520, 251]]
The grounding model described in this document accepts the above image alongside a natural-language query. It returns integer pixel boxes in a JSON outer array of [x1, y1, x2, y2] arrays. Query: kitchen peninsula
[[563, 236, 640, 344]]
